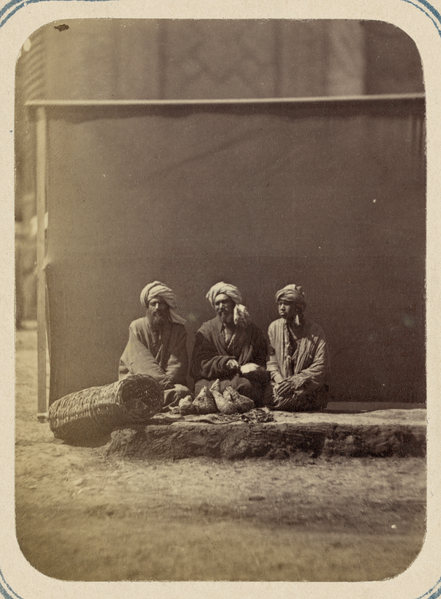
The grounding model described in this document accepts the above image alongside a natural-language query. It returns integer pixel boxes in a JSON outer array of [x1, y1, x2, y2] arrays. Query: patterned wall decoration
[[160, 20, 279, 99], [159, 20, 365, 100]]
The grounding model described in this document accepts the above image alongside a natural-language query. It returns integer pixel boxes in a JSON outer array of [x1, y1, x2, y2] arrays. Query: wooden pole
[[25, 92, 425, 108], [36, 106, 48, 422]]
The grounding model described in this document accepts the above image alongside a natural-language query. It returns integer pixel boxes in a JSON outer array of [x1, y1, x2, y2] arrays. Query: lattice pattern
[[48, 374, 163, 445], [162, 20, 278, 99]]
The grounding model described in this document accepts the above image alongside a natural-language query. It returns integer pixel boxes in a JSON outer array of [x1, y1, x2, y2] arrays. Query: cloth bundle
[[48, 374, 163, 445]]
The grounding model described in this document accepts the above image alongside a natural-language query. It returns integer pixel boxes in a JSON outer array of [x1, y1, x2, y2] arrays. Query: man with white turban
[[265, 284, 329, 411], [190, 282, 268, 401], [119, 281, 191, 406]]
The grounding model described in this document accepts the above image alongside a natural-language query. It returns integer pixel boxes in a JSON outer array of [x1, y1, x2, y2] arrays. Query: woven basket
[[48, 375, 163, 444]]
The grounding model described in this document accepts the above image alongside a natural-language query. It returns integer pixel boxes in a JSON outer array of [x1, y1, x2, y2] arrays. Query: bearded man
[[265, 284, 329, 412], [190, 282, 268, 402], [118, 281, 191, 406]]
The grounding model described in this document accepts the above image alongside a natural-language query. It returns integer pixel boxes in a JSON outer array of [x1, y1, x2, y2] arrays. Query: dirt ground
[[15, 327, 426, 582]]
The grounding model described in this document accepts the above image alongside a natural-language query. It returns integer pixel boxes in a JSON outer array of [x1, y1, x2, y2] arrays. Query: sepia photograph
[[10, 11, 433, 591]]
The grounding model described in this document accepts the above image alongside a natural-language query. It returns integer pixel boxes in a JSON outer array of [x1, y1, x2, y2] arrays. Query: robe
[[190, 316, 268, 402], [266, 318, 329, 411], [119, 317, 190, 404]]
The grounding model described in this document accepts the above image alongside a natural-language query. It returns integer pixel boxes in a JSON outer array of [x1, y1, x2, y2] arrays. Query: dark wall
[[45, 103, 425, 404]]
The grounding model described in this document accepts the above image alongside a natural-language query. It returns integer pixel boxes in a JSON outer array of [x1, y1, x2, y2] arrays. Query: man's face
[[215, 293, 235, 325], [278, 299, 305, 327], [147, 297, 169, 328]]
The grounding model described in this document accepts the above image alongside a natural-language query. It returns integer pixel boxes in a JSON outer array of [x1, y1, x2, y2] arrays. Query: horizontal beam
[[26, 93, 425, 108]]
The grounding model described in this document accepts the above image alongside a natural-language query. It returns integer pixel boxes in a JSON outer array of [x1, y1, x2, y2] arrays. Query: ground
[[15, 327, 426, 582]]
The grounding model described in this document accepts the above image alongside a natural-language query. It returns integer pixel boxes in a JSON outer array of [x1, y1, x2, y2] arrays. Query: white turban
[[275, 284, 306, 309], [140, 281, 186, 325], [206, 282, 250, 327]]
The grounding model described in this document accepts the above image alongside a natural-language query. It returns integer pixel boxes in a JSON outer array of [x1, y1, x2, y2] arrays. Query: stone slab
[[105, 408, 426, 461]]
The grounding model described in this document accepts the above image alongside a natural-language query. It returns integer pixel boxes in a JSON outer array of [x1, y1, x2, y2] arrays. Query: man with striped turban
[[190, 282, 268, 401], [119, 281, 191, 406], [265, 284, 329, 411]]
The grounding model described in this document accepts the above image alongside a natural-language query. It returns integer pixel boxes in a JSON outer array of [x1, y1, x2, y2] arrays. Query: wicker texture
[[48, 375, 163, 444]]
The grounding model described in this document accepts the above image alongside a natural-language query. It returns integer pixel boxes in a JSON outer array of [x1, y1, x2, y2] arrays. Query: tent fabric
[[44, 102, 425, 404]]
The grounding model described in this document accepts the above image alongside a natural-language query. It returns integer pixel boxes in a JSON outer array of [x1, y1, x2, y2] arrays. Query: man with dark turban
[[119, 281, 191, 406], [190, 282, 268, 401], [265, 284, 329, 411]]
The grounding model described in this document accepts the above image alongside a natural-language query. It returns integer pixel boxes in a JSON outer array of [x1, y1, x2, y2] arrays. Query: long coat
[[267, 318, 329, 393], [190, 316, 267, 382], [119, 317, 188, 389]]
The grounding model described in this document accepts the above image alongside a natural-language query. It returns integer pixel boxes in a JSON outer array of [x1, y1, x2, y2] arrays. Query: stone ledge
[[105, 408, 426, 460]]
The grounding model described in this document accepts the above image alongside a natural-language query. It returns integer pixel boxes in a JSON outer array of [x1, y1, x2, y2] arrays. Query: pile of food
[[176, 379, 256, 416]]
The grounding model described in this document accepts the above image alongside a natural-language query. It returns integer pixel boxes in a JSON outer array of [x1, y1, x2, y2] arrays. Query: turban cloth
[[206, 282, 250, 327], [275, 284, 306, 309], [140, 281, 186, 325]]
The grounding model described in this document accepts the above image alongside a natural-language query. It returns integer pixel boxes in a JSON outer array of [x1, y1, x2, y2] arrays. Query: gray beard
[[219, 312, 234, 326]]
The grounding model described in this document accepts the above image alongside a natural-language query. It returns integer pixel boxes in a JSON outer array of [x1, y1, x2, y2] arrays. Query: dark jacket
[[190, 316, 267, 382]]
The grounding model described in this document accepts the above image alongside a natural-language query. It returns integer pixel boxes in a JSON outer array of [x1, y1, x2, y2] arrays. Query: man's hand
[[276, 375, 305, 396], [276, 378, 295, 397], [271, 372, 284, 385], [161, 377, 174, 391], [291, 374, 306, 390], [240, 363, 262, 375], [226, 359, 240, 371]]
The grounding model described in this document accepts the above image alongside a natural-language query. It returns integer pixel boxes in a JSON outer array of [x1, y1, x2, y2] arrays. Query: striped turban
[[275, 284, 306, 309], [206, 282, 250, 327], [140, 281, 186, 325]]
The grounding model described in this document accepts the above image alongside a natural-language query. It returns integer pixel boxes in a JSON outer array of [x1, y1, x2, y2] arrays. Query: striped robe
[[266, 318, 329, 409]]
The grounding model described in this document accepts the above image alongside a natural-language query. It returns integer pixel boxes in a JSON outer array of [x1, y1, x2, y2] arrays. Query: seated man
[[265, 284, 329, 412], [190, 282, 268, 402], [119, 281, 191, 406]]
